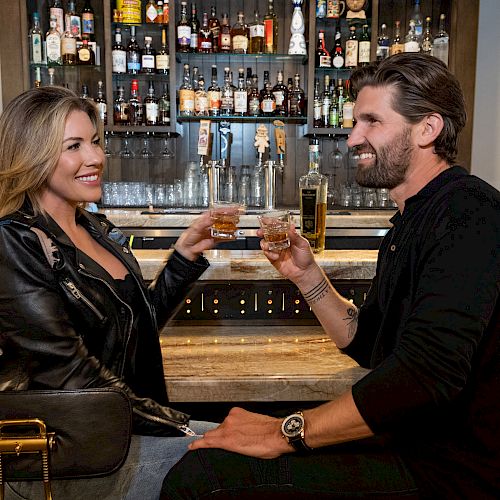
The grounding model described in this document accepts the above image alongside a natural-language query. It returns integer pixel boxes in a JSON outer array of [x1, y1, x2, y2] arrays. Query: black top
[[343, 166, 500, 498]]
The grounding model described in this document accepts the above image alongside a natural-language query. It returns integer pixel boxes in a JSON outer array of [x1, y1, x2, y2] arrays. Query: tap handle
[[254, 124, 270, 155], [273, 120, 286, 156], [197, 119, 212, 157]]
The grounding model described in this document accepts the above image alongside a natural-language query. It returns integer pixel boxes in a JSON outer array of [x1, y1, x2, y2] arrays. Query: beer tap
[[197, 119, 212, 172], [263, 120, 286, 210], [254, 125, 270, 207], [206, 121, 231, 205]]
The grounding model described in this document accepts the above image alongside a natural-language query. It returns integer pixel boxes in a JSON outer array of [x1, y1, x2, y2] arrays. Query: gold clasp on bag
[[0, 418, 55, 500]]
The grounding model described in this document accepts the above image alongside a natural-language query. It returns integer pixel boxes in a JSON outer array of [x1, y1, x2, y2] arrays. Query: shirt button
[[390, 244, 396, 251]]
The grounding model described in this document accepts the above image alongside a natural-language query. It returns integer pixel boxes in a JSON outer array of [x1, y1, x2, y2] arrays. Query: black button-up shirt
[[343, 166, 500, 498]]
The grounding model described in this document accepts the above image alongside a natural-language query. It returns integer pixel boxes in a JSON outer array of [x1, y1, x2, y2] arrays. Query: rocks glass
[[210, 201, 245, 240], [258, 210, 291, 251]]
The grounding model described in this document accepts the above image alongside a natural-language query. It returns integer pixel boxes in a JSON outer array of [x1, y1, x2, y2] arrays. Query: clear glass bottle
[[288, 74, 305, 117], [29, 12, 44, 64], [321, 74, 331, 128], [233, 68, 248, 116], [432, 14, 449, 66], [220, 67, 234, 115], [141, 36, 156, 73], [112, 27, 127, 73], [420, 17, 433, 54], [405, 20, 420, 53], [65, 0, 81, 40], [126, 26, 141, 74], [208, 6, 221, 52], [376, 23, 390, 61], [390, 20, 404, 55], [95, 80, 107, 125], [358, 24, 371, 66], [176, 1, 191, 52], [219, 12, 231, 53], [189, 3, 200, 53], [272, 70, 288, 116], [207, 65, 221, 116], [247, 74, 261, 117], [313, 79, 322, 128], [231, 11, 248, 54], [156, 27, 169, 74], [199, 12, 213, 53], [263, 0, 278, 54], [299, 139, 328, 253], [179, 63, 195, 116], [337, 79, 345, 127], [410, 0, 423, 41], [342, 80, 354, 129], [316, 30, 331, 68], [46, 15, 62, 66], [249, 10, 265, 54], [80, 83, 92, 100], [113, 85, 130, 125], [129, 79, 144, 125], [195, 74, 209, 116], [158, 83, 171, 125], [144, 80, 159, 125]]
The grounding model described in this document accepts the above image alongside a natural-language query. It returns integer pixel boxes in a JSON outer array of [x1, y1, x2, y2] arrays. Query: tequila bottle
[[432, 14, 449, 65]]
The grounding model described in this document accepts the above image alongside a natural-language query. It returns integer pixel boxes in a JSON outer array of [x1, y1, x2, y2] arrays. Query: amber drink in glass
[[258, 210, 291, 250]]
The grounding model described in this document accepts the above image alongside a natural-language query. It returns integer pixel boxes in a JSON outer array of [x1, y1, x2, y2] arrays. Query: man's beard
[[355, 127, 413, 189]]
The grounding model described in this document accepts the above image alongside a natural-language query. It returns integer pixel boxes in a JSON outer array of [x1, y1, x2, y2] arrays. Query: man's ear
[[417, 113, 444, 147]]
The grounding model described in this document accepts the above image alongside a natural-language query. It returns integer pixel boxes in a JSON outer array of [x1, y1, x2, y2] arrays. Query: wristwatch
[[281, 411, 313, 452]]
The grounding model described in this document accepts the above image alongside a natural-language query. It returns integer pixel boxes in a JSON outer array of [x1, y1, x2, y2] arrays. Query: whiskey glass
[[257, 210, 291, 251], [210, 201, 245, 240]]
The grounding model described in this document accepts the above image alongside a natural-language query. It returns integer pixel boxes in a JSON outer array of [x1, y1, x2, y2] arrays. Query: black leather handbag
[[0, 388, 132, 498]]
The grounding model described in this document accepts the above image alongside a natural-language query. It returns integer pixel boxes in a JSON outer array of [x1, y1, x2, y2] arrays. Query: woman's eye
[[67, 142, 80, 150], [92, 138, 101, 146]]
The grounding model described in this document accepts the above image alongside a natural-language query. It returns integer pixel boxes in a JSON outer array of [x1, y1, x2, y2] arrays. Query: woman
[[0, 86, 216, 499]]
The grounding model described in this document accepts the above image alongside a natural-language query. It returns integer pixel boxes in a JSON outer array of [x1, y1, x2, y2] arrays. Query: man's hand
[[188, 407, 293, 459], [174, 211, 215, 261]]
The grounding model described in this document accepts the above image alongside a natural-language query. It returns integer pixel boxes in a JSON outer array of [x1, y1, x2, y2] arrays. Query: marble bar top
[[160, 325, 369, 402], [135, 249, 378, 281], [101, 208, 395, 229]]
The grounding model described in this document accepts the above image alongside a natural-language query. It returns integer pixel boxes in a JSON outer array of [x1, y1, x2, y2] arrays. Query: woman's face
[[41, 109, 104, 212]]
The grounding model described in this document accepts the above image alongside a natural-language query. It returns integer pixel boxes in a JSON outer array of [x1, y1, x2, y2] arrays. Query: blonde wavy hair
[[0, 86, 103, 218]]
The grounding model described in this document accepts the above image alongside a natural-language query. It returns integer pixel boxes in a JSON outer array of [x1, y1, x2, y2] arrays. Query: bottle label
[[78, 48, 91, 62], [113, 50, 127, 72], [195, 94, 209, 114], [232, 35, 248, 51], [390, 43, 404, 55], [146, 5, 158, 22], [62, 37, 76, 55], [46, 34, 61, 61], [343, 102, 354, 128], [329, 106, 339, 127], [273, 90, 285, 106], [177, 26, 191, 46], [249, 24, 265, 38], [234, 91, 248, 113], [319, 55, 331, 67], [82, 14, 94, 35], [31, 34, 43, 63], [220, 33, 231, 50], [264, 19, 274, 49], [261, 98, 276, 113], [404, 41, 420, 53], [359, 42, 370, 63], [332, 54, 344, 69], [190, 33, 199, 50], [179, 89, 195, 112], [248, 97, 260, 115], [146, 103, 159, 122], [345, 41, 358, 67], [97, 102, 107, 122], [156, 54, 169, 70], [208, 90, 221, 110], [200, 39, 212, 50], [142, 54, 155, 69], [300, 188, 319, 235]]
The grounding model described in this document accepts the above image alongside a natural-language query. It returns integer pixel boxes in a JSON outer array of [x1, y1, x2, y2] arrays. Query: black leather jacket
[[0, 207, 209, 436]]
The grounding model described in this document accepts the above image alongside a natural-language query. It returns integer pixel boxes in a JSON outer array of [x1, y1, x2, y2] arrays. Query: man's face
[[347, 85, 414, 189]]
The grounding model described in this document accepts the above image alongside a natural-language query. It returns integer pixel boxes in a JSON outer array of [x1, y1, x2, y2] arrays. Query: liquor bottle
[[191, 65, 200, 93], [80, 83, 92, 100], [48, 68, 56, 86], [219, 13, 231, 53], [145, 0, 158, 23], [77, 35, 95, 65], [65, 1, 81, 40], [129, 79, 144, 125], [288, 73, 305, 117], [260, 70, 270, 102], [208, 6, 221, 52], [345, 25, 358, 68], [141, 36, 156, 73], [46, 16, 62, 66], [199, 12, 213, 53], [112, 27, 127, 73], [299, 139, 328, 253], [158, 83, 171, 125], [156, 27, 169, 74], [329, 82, 339, 128], [34, 66, 42, 88], [420, 17, 433, 54], [95, 80, 107, 125], [220, 67, 234, 116], [207, 65, 221, 116], [49, 0, 64, 35], [246, 67, 253, 96], [337, 78, 345, 127], [376, 23, 390, 61], [234, 68, 248, 116], [144, 80, 159, 125], [195, 74, 209, 116], [177, 1, 191, 52], [321, 74, 331, 128], [179, 63, 195, 116], [126, 26, 141, 74], [316, 30, 331, 68], [358, 24, 371, 66], [410, 0, 423, 41], [432, 14, 449, 66], [231, 12, 248, 54], [156, 1, 164, 24], [29, 13, 43, 64], [272, 70, 288, 116], [313, 79, 322, 128], [390, 20, 404, 55], [342, 80, 354, 128], [405, 20, 420, 53], [62, 16, 77, 65], [162, 0, 170, 25], [248, 74, 261, 117], [189, 3, 200, 53], [113, 85, 130, 125], [260, 74, 276, 116], [81, 0, 95, 42], [331, 26, 345, 69], [249, 10, 265, 54], [263, 0, 278, 54]]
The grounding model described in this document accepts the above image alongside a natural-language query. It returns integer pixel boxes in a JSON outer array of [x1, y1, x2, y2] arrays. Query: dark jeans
[[161, 437, 420, 499]]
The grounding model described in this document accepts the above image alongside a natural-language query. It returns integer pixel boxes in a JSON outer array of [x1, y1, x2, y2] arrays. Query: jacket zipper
[[132, 407, 188, 429], [62, 278, 106, 322]]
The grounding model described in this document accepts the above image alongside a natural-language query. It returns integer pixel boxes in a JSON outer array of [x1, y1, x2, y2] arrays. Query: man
[[162, 54, 499, 499]]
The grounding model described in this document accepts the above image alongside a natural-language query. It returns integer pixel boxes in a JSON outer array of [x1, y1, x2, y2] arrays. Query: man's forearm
[[296, 266, 359, 349]]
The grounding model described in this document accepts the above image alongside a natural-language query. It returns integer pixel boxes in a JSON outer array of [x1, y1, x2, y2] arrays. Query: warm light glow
[[240, 299, 245, 305], [213, 309, 219, 314], [214, 299, 219, 304], [267, 299, 273, 305], [295, 309, 300, 314], [267, 309, 272, 314], [240, 310, 245, 314], [186, 298, 191, 304]]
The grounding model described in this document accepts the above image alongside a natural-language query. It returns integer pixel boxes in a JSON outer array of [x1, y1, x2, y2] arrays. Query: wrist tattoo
[[302, 278, 330, 305], [343, 306, 359, 339]]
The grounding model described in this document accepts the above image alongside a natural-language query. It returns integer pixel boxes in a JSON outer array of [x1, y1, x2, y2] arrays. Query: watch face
[[282, 414, 304, 438]]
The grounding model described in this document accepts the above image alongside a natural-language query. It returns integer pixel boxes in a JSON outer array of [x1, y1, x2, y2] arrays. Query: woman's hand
[[174, 211, 215, 261], [259, 224, 320, 286]]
